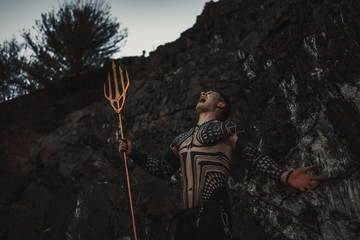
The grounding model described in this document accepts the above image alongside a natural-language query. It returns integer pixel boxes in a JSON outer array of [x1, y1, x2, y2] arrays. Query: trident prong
[[104, 61, 137, 240], [104, 61, 130, 114]]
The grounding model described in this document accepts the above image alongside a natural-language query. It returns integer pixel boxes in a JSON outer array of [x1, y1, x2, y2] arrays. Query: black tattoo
[[130, 148, 180, 180], [130, 120, 287, 208]]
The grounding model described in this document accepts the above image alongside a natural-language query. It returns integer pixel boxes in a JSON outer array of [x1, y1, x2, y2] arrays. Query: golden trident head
[[104, 61, 130, 114]]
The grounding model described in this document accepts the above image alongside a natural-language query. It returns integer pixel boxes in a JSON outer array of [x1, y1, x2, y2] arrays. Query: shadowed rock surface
[[1, 0, 360, 239]]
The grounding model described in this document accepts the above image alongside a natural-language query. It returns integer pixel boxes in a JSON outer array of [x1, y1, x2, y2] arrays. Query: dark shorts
[[173, 205, 231, 240]]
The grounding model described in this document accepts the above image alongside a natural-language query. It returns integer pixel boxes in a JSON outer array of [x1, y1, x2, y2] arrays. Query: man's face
[[195, 91, 222, 113]]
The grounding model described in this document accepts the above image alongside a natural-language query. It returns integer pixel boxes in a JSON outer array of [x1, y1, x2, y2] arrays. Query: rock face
[[1, 0, 360, 239]]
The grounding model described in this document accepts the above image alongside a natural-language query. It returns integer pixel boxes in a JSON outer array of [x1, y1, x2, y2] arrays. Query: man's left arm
[[225, 121, 326, 191]]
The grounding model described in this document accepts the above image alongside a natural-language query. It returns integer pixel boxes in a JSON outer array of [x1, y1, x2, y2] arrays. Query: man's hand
[[118, 138, 133, 156], [287, 165, 326, 191]]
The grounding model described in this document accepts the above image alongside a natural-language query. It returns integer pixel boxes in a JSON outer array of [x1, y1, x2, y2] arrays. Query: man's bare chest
[[178, 121, 227, 150]]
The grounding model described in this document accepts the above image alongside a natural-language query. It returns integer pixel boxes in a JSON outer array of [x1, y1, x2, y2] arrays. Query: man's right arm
[[119, 139, 180, 180]]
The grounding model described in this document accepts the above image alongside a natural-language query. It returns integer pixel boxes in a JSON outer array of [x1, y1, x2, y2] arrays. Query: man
[[119, 91, 326, 239]]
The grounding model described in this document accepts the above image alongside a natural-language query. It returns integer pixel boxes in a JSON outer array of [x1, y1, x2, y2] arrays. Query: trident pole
[[104, 61, 137, 240]]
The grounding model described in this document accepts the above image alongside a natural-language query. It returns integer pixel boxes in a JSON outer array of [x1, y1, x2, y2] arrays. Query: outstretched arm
[[119, 139, 180, 180], [225, 121, 325, 191], [234, 133, 288, 180]]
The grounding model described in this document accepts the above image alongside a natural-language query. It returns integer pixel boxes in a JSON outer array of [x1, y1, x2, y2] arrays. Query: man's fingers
[[303, 165, 317, 172], [297, 180, 321, 192], [311, 175, 326, 181], [307, 181, 320, 189], [118, 140, 128, 152], [119, 139, 128, 147]]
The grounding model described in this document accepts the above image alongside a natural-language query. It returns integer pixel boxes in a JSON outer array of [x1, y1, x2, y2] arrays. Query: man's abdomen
[[180, 150, 231, 208]]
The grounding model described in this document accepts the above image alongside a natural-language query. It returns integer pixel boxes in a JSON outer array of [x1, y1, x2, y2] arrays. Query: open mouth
[[199, 97, 206, 103]]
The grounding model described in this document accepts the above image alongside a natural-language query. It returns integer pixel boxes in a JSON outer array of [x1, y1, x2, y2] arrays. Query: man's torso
[[171, 120, 238, 208]]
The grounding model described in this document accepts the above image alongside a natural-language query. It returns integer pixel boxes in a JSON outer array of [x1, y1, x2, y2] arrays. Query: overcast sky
[[0, 0, 212, 57]]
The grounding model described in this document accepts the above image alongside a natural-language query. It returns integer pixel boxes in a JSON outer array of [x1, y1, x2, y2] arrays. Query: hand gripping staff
[[104, 61, 137, 240]]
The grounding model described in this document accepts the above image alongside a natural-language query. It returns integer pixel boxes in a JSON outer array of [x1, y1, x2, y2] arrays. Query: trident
[[104, 61, 137, 240]]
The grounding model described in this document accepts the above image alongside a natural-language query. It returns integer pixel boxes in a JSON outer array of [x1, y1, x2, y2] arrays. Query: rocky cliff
[[1, 0, 360, 239]]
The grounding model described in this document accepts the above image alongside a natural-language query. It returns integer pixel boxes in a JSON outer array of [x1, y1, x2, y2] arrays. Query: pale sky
[[0, 0, 212, 57]]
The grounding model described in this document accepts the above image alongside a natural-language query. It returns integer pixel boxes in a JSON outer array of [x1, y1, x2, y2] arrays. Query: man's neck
[[197, 112, 219, 125]]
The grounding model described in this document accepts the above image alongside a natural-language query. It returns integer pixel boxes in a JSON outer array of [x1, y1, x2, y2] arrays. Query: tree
[[0, 39, 29, 102], [22, 0, 127, 86]]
